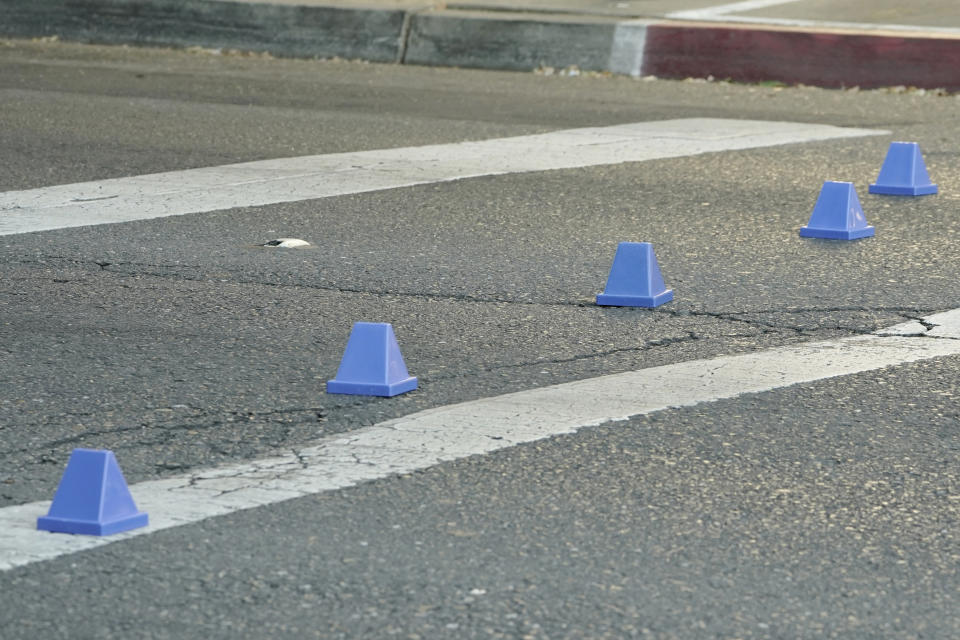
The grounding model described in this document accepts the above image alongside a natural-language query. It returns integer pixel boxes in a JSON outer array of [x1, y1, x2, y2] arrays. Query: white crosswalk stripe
[[0, 118, 884, 236], [2, 309, 960, 571]]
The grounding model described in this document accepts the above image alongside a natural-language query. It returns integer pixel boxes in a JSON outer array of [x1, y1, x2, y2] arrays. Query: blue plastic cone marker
[[869, 141, 937, 196], [327, 322, 418, 396], [799, 181, 875, 240], [37, 448, 148, 536], [596, 241, 673, 307]]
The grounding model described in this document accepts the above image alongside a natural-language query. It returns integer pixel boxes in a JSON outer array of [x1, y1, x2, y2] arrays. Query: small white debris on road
[[262, 238, 310, 248]]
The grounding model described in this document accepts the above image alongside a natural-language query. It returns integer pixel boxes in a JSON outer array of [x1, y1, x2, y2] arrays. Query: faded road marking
[[666, 0, 960, 35], [667, 0, 803, 21]]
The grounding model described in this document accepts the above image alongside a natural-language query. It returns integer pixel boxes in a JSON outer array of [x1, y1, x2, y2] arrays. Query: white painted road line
[[0, 118, 885, 236], [667, 0, 802, 21], [3, 309, 960, 571], [666, 1, 960, 35]]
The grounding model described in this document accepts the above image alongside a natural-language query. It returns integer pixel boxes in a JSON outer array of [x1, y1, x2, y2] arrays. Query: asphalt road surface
[[1, 39, 960, 639]]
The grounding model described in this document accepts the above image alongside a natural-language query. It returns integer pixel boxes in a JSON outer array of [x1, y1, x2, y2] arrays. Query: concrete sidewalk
[[3, 0, 960, 89]]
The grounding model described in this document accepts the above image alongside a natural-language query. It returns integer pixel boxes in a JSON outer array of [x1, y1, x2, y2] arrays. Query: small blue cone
[[596, 241, 673, 307], [869, 141, 937, 196], [799, 181, 875, 240], [37, 448, 148, 536], [327, 322, 418, 397]]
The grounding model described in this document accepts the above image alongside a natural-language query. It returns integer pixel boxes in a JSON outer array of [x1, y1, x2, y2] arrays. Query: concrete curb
[[405, 10, 621, 72], [643, 21, 960, 90], [3, 1, 960, 90], [0, 0, 408, 62]]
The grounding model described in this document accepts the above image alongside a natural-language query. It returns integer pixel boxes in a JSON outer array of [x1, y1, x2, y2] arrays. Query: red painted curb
[[643, 23, 960, 90]]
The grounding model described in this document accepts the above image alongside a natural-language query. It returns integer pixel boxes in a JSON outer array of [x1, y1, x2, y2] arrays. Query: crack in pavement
[[0, 326, 799, 458], [134, 327, 960, 499], [2, 257, 951, 479], [5, 256, 933, 330], [0, 321, 919, 459], [6, 318, 960, 570]]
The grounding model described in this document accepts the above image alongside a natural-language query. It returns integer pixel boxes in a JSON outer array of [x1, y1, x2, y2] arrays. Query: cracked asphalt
[[2, 39, 960, 639]]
